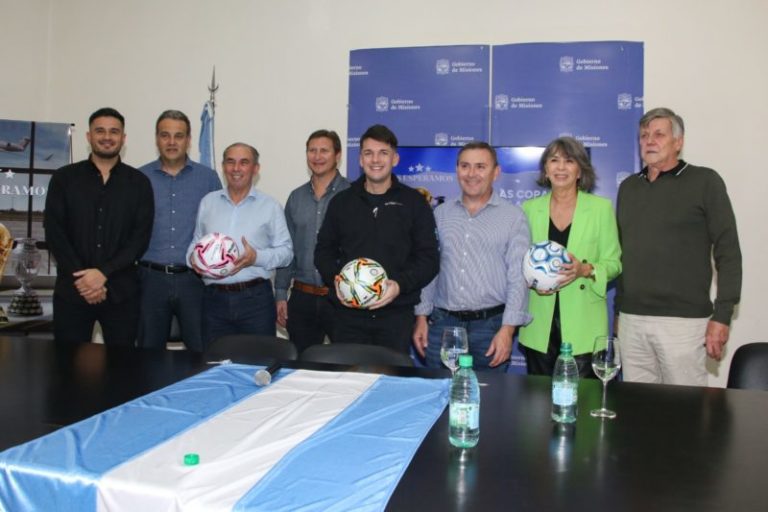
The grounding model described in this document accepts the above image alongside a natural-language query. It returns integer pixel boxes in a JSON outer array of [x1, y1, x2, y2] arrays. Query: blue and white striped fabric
[[0, 365, 449, 511], [199, 100, 215, 171]]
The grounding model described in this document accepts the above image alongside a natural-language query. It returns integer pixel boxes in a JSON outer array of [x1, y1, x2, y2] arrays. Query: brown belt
[[293, 280, 329, 296], [209, 277, 268, 292]]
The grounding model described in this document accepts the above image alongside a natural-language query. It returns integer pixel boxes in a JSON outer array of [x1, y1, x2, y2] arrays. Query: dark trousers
[[137, 267, 205, 352], [202, 280, 276, 347], [53, 293, 139, 346], [332, 306, 414, 354], [522, 313, 595, 378], [286, 289, 335, 353]]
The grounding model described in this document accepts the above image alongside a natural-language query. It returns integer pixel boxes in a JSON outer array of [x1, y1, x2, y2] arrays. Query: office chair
[[206, 334, 298, 364], [299, 343, 414, 367], [727, 342, 768, 390]]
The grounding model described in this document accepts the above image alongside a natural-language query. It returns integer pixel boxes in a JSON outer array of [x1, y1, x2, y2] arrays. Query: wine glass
[[440, 326, 469, 375], [590, 336, 621, 419]]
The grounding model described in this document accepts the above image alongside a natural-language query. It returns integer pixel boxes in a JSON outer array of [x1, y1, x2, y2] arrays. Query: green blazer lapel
[[568, 190, 593, 251], [530, 194, 551, 243]]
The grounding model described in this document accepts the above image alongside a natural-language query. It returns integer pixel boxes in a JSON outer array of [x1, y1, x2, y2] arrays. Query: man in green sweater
[[616, 107, 742, 386]]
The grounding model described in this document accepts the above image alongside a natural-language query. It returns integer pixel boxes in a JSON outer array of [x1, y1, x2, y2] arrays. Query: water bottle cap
[[458, 354, 473, 368], [560, 342, 573, 355]]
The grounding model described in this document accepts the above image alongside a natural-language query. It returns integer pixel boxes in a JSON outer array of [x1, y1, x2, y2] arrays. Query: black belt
[[138, 261, 190, 274], [209, 277, 268, 292], [441, 304, 505, 321]]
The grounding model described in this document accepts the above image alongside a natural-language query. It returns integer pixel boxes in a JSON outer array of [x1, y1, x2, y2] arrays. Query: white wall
[[3, 0, 766, 386]]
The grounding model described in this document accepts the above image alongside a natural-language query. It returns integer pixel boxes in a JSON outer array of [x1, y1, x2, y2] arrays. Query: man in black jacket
[[315, 125, 439, 354]]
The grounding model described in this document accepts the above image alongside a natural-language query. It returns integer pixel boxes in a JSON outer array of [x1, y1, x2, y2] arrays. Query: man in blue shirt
[[138, 110, 221, 352], [188, 143, 293, 345], [413, 142, 531, 371], [274, 130, 349, 353]]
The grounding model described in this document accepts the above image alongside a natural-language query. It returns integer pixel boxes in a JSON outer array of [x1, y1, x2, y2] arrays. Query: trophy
[[0, 225, 11, 323], [8, 238, 43, 316]]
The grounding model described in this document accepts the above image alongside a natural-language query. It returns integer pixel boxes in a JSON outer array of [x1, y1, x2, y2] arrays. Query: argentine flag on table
[[0, 365, 449, 511]]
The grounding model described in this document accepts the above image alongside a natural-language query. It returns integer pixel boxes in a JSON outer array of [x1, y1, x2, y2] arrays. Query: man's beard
[[92, 147, 121, 159]]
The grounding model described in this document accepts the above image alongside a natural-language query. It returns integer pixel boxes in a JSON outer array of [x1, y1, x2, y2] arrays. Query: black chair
[[727, 343, 768, 390], [206, 334, 298, 364], [299, 343, 414, 367]]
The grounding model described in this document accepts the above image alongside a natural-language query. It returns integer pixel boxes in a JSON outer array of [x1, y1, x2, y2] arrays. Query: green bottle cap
[[458, 354, 473, 368], [183, 453, 200, 466], [560, 342, 573, 356]]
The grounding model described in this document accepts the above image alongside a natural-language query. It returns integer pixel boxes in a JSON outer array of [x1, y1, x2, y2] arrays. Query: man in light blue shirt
[[138, 110, 221, 352], [188, 143, 293, 345], [413, 142, 531, 371]]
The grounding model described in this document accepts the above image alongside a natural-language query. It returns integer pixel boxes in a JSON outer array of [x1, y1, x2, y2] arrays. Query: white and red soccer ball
[[522, 240, 572, 292], [337, 258, 388, 309], [191, 233, 239, 279]]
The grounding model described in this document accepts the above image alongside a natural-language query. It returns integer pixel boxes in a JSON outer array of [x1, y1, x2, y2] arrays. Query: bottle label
[[552, 383, 577, 406], [450, 403, 479, 429]]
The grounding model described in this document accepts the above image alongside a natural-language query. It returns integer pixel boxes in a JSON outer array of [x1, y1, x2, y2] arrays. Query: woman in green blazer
[[519, 137, 621, 376]]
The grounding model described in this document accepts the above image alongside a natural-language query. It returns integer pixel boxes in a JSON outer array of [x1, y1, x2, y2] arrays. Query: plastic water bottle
[[449, 354, 480, 448], [551, 342, 579, 423]]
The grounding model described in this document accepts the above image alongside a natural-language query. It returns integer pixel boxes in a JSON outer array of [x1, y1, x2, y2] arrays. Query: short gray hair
[[639, 107, 685, 138], [223, 142, 260, 165]]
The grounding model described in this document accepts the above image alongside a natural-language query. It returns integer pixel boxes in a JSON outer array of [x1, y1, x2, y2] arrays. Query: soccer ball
[[522, 240, 572, 292], [191, 233, 240, 279], [337, 258, 388, 308]]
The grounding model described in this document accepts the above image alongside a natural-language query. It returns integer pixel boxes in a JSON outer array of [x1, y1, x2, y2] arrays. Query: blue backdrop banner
[[348, 41, 644, 373], [348, 45, 490, 179]]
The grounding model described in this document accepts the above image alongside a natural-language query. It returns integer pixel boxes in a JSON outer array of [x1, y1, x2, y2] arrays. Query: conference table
[[1, 336, 767, 511]]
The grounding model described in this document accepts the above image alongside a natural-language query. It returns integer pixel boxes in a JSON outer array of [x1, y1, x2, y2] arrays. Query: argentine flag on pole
[[0, 365, 449, 511], [199, 101, 215, 170]]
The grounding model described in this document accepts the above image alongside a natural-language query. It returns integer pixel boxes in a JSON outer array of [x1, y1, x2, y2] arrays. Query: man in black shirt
[[314, 125, 439, 354], [44, 107, 154, 345]]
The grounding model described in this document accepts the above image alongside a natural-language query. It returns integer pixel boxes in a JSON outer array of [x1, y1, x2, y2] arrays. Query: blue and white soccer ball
[[522, 240, 572, 292]]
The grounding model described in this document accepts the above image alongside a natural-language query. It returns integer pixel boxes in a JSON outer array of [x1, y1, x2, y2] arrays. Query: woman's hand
[[557, 252, 593, 288]]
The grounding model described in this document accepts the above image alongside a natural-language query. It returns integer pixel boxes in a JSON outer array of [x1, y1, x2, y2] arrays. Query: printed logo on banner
[[559, 56, 574, 72], [560, 132, 607, 148], [434, 133, 449, 146], [617, 93, 633, 110], [375, 97, 389, 112], [436, 59, 450, 75], [494, 94, 509, 111]]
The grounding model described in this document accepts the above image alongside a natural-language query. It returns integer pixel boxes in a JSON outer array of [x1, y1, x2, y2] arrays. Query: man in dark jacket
[[315, 125, 439, 354]]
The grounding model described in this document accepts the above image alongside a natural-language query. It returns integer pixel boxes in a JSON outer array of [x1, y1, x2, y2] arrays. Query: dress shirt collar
[[220, 185, 258, 204], [87, 155, 124, 176], [147, 157, 194, 176], [310, 171, 344, 198], [453, 189, 501, 212]]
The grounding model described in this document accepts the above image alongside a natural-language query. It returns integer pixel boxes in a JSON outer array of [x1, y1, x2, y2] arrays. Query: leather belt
[[292, 280, 329, 296], [209, 277, 268, 292], [138, 261, 190, 274], [441, 304, 505, 321]]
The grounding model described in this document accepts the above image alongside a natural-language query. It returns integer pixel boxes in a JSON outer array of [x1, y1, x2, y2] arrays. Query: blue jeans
[[137, 267, 205, 352], [202, 281, 276, 347], [425, 308, 508, 372]]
